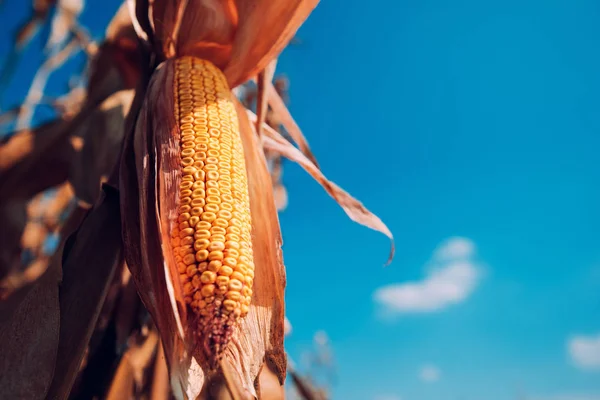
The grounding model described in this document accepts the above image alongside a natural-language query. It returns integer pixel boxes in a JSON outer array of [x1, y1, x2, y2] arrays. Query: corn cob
[[170, 57, 254, 359]]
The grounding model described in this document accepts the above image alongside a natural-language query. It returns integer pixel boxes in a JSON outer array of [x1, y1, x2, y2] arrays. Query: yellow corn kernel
[[170, 57, 254, 359]]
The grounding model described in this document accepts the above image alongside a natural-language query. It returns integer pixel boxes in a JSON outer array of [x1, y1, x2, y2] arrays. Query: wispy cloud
[[374, 237, 481, 314], [568, 334, 600, 370], [419, 364, 441, 383]]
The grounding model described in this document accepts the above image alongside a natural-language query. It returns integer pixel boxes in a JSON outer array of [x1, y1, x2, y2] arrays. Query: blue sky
[[2, 1, 600, 399]]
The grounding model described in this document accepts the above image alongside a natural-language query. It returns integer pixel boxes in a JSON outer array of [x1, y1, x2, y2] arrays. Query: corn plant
[[0, 1, 393, 399]]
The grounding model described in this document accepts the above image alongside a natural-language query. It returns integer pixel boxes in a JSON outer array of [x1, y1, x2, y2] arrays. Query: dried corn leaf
[[0, 182, 75, 298], [253, 114, 395, 264], [265, 81, 318, 167], [0, 5, 144, 294], [46, 0, 84, 53], [16, 37, 81, 131], [0, 91, 127, 292], [255, 59, 277, 137], [151, 343, 171, 400], [46, 185, 124, 399], [87, 2, 146, 106], [69, 89, 134, 205], [0, 265, 60, 399], [0, 120, 72, 199], [133, 0, 319, 87], [105, 330, 159, 400], [0, 195, 83, 399]]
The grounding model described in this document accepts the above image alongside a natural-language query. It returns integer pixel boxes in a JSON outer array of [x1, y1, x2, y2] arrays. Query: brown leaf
[[0, 261, 60, 399], [288, 367, 326, 400], [104, 330, 161, 400], [224, 0, 319, 88], [135, 0, 319, 87], [0, 183, 77, 299], [88, 2, 146, 104], [0, 120, 72, 199], [251, 113, 395, 264], [265, 81, 319, 167], [69, 89, 134, 205], [151, 342, 171, 400], [45, 185, 124, 399], [255, 59, 277, 138], [0, 6, 144, 290], [0, 89, 131, 288]]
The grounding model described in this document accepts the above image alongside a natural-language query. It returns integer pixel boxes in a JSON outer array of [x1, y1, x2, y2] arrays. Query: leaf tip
[[384, 238, 395, 267]]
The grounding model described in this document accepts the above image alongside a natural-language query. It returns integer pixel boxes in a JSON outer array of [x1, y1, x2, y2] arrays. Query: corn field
[[0, 1, 392, 399]]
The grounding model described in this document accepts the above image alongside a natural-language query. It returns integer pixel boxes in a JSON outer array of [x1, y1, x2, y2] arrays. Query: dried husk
[[133, 0, 319, 87], [120, 56, 289, 397], [119, 1, 319, 398]]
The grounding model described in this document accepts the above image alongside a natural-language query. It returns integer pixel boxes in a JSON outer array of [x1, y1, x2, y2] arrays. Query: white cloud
[[314, 330, 330, 346], [374, 237, 480, 314], [568, 334, 600, 370], [419, 364, 441, 383], [434, 237, 475, 261]]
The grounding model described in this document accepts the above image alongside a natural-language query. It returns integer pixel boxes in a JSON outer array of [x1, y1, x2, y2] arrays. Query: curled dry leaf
[[250, 112, 395, 264]]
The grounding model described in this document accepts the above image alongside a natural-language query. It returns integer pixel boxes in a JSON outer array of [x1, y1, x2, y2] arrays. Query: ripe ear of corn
[[169, 56, 255, 363]]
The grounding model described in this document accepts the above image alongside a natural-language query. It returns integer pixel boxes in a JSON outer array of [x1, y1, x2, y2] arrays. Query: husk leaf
[[251, 112, 395, 264], [133, 0, 319, 88], [120, 58, 287, 398]]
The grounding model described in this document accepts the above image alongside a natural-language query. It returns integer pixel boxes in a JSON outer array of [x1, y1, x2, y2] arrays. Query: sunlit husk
[[120, 58, 287, 398], [133, 0, 319, 87], [120, 1, 322, 397]]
